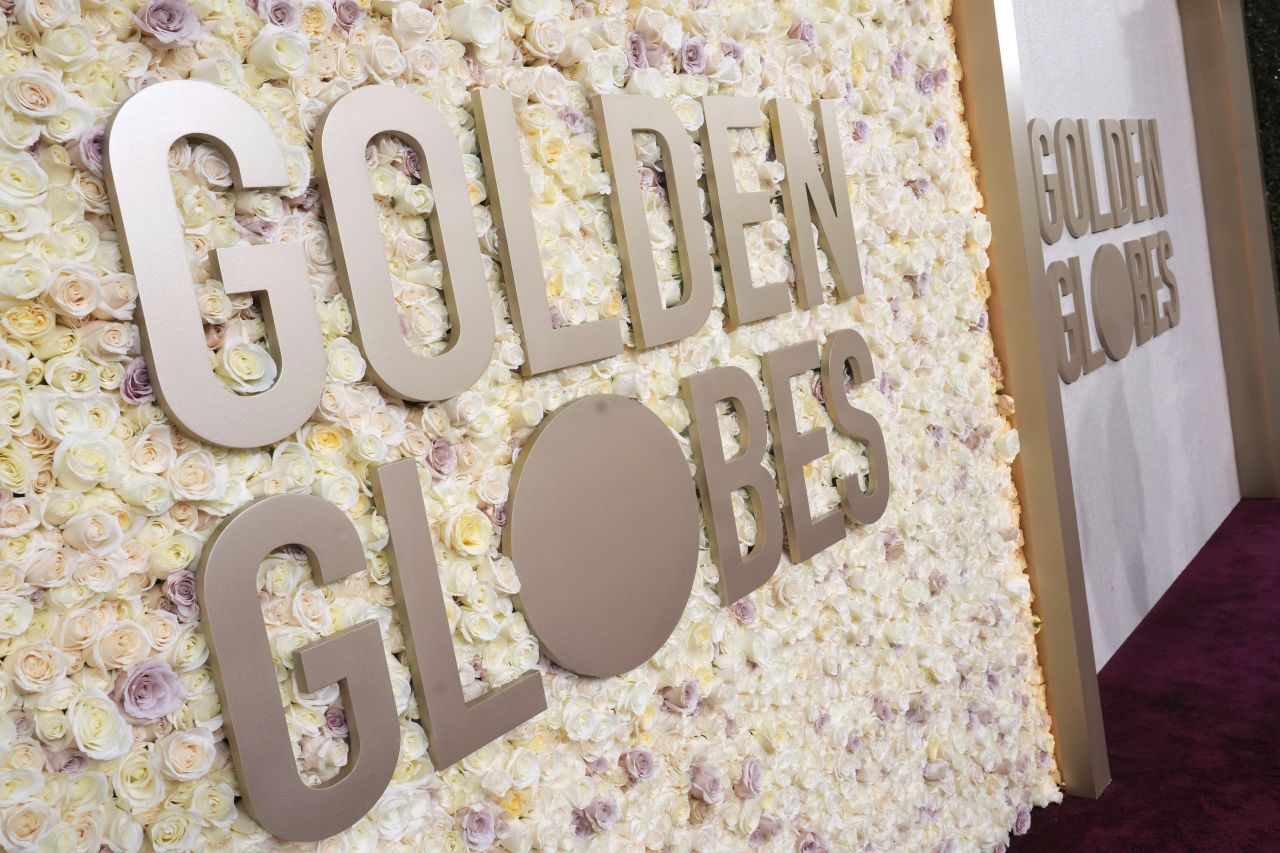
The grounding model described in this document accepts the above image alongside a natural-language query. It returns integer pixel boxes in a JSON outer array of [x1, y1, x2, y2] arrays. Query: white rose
[[91, 620, 149, 670], [0, 596, 33, 639], [216, 337, 279, 393], [392, 3, 435, 48], [68, 689, 133, 760], [448, 3, 502, 48], [248, 25, 311, 79], [326, 337, 366, 383], [443, 506, 493, 556], [53, 431, 120, 492], [111, 747, 165, 811], [14, 0, 75, 31], [0, 798, 54, 850], [148, 808, 200, 852], [168, 449, 224, 501], [6, 640, 69, 692], [157, 727, 215, 781], [62, 510, 124, 557]]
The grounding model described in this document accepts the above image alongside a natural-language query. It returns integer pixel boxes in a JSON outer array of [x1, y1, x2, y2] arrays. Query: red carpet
[[1011, 500, 1280, 853]]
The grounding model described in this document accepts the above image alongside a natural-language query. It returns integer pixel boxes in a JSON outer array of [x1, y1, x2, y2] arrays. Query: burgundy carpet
[[1011, 500, 1280, 853]]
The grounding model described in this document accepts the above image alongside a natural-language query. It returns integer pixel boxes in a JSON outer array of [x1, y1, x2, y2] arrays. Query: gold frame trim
[[951, 0, 1111, 798], [951, 0, 1280, 800], [1180, 0, 1280, 499]]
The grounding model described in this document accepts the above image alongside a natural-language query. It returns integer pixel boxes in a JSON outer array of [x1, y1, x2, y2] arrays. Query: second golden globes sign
[[105, 79, 891, 841]]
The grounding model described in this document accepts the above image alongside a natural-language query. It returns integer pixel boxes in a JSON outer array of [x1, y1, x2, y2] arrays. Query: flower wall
[[0, 0, 1061, 849]]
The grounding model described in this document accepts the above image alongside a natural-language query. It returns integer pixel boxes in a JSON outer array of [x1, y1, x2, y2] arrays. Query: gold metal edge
[[951, 0, 1111, 798], [1179, 0, 1280, 499]]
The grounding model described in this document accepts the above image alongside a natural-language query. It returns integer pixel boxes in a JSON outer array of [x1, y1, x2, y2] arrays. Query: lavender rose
[[584, 796, 618, 832], [625, 31, 650, 72], [120, 358, 154, 405], [799, 830, 831, 853], [678, 36, 707, 75], [76, 126, 105, 174], [571, 809, 593, 839], [334, 0, 363, 32], [258, 0, 300, 29], [461, 805, 496, 850], [748, 815, 784, 847], [730, 598, 756, 625], [788, 18, 817, 50], [426, 435, 457, 479], [323, 706, 348, 738], [660, 679, 700, 714], [558, 106, 586, 135], [112, 657, 187, 724], [1013, 805, 1031, 836], [162, 569, 198, 623], [734, 755, 763, 798], [46, 747, 89, 775], [689, 763, 723, 804], [619, 747, 654, 784], [851, 119, 870, 143], [136, 0, 203, 46]]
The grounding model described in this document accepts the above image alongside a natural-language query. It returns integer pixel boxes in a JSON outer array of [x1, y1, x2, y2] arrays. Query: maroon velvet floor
[[1011, 500, 1280, 852]]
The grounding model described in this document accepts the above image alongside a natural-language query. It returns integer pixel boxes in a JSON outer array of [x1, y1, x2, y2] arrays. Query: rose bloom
[[136, 0, 202, 46], [157, 727, 215, 781], [111, 657, 187, 724], [6, 640, 70, 693], [444, 506, 493, 556], [67, 689, 133, 760]]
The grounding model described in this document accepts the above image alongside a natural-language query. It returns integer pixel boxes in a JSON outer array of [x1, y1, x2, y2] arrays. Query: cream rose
[[67, 689, 133, 760]]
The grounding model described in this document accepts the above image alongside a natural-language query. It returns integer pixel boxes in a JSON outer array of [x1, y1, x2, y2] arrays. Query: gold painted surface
[[501, 395, 700, 677], [475, 89, 625, 376], [103, 80, 326, 449], [315, 85, 495, 403], [197, 494, 400, 841]]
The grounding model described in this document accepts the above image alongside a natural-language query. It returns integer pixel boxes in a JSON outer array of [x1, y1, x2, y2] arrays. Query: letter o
[[502, 395, 700, 678]]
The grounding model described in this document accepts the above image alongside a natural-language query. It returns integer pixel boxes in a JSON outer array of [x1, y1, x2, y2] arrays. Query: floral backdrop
[[0, 0, 1061, 849]]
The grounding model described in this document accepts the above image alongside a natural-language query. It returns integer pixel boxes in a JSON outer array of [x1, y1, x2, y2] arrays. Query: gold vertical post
[[1179, 0, 1280, 499], [951, 0, 1111, 797]]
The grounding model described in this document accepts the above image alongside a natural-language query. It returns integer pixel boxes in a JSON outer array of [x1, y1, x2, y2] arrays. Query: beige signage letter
[[701, 96, 792, 327], [1091, 243, 1136, 361], [1047, 260, 1084, 384], [1156, 230, 1181, 331], [593, 95, 714, 349], [198, 495, 400, 842], [1077, 119, 1115, 234], [1124, 237, 1157, 346], [1054, 118, 1091, 239], [475, 90, 624, 374], [763, 342, 845, 563], [503, 395, 699, 677], [372, 460, 547, 769], [1123, 118, 1154, 224], [1100, 119, 1134, 229], [1143, 119, 1168, 218], [682, 367, 784, 604], [769, 98, 864, 308], [1028, 118, 1065, 245], [316, 85, 493, 402], [821, 330, 890, 525], [103, 80, 325, 449]]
